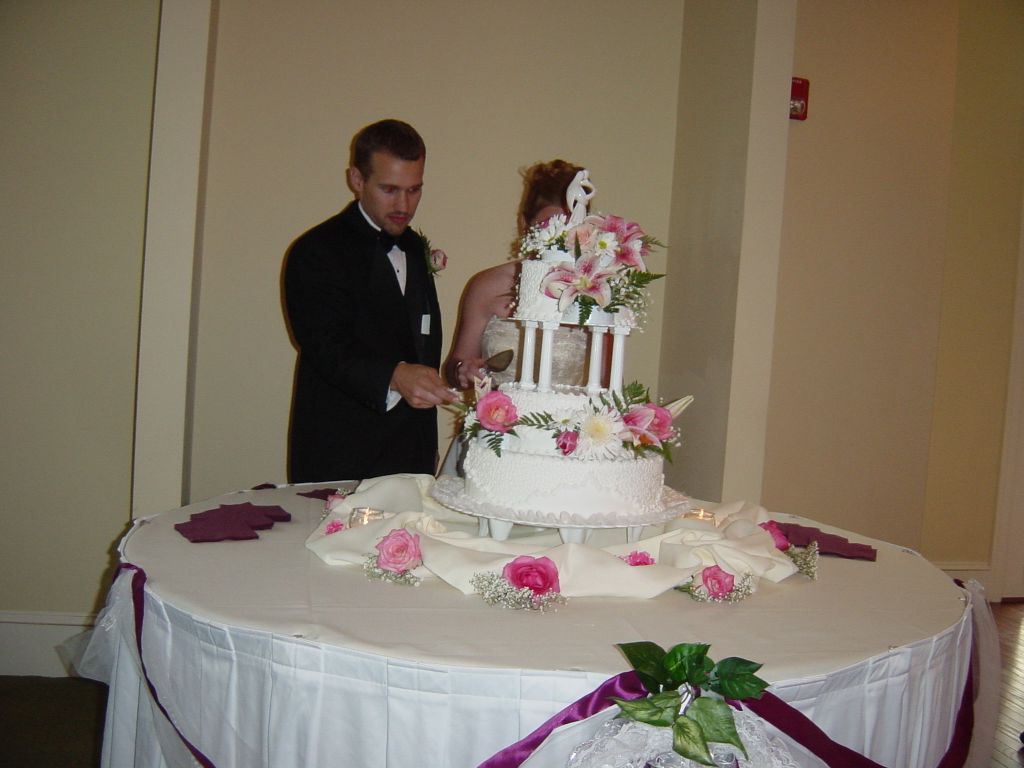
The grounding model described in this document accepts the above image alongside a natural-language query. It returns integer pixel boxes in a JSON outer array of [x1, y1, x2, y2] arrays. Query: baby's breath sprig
[[676, 572, 755, 604], [470, 571, 566, 612], [786, 541, 819, 580], [364, 555, 421, 586]]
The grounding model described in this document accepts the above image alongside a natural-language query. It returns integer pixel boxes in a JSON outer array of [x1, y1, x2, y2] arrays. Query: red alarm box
[[790, 77, 809, 120]]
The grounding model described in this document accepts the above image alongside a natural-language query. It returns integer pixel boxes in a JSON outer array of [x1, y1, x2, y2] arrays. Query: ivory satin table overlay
[[81, 478, 977, 768]]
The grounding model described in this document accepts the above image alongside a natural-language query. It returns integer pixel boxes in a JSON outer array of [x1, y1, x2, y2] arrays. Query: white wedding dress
[[438, 315, 588, 476], [480, 315, 588, 387]]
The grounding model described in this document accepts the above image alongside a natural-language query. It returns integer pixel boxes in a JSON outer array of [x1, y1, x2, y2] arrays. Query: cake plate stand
[[430, 476, 691, 544]]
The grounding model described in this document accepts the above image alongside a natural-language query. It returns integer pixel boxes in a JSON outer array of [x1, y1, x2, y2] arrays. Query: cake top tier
[[514, 170, 663, 328]]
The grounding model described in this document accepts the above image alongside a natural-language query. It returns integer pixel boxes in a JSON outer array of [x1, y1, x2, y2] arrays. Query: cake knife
[[483, 349, 514, 374]]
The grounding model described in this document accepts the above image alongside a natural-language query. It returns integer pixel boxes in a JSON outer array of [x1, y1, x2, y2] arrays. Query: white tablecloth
[[78, 481, 984, 767]]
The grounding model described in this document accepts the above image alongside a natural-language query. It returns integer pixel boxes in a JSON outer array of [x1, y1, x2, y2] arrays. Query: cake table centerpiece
[[432, 171, 693, 543]]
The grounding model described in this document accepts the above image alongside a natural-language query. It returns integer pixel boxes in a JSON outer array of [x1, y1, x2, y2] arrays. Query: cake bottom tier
[[462, 440, 665, 524]]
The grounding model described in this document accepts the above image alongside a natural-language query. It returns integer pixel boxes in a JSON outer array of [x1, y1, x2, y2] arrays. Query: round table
[[83, 480, 979, 768]]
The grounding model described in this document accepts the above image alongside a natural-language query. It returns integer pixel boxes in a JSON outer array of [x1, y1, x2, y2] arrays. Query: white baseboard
[[0, 611, 95, 677]]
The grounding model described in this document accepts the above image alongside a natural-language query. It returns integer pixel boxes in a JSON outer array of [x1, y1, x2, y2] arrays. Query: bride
[[438, 160, 595, 477], [443, 159, 590, 391]]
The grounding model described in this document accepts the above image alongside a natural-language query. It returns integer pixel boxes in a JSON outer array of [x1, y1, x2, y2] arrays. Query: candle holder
[[684, 507, 717, 525], [348, 507, 389, 527]]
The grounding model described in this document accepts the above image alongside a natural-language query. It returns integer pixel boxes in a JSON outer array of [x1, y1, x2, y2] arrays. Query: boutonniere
[[418, 229, 447, 275]]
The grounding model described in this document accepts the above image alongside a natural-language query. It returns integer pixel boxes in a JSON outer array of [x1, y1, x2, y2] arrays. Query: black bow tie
[[377, 232, 399, 252]]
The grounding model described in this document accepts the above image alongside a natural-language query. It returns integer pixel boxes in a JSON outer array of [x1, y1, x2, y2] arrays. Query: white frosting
[[501, 382, 591, 412], [463, 439, 665, 522], [514, 258, 637, 329], [514, 259, 566, 323]]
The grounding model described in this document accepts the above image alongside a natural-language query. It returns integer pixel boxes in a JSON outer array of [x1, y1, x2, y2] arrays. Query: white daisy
[[575, 406, 630, 459]]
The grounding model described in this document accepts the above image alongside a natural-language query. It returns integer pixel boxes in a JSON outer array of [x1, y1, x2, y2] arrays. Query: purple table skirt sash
[[479, 652, 974, 768], [117, 560, 973, 768], [120, 563, 218, 768]]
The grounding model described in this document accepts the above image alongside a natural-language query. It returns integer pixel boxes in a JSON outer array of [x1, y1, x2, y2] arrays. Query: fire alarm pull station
[[790, 77, 809, 120]]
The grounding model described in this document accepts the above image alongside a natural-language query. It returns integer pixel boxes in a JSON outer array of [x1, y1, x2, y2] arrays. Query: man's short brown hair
[[351, 119, 425, 178]]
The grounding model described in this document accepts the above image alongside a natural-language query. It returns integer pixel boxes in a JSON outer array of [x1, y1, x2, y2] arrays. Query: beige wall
[[660, 2, 757, 501], [763, 0, 1023, 558], [659, 0, 796, 503], [763, 0, 958, 548], [187, 0, 684, 501], [5, 0, 1023, 670], [923, 0, 1024, 565], [0, 1, 159, 615]]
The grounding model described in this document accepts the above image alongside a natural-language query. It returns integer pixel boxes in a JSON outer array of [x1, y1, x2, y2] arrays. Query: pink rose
[[555, 430, 579, 456], [619, 550, 656, 566], [375, 529, 422, 573], [476, 391, 518, 433], [502, 555, 560, 595], [325, 519, 346, 535], [701, 565, 735, 599], [623, 403, 675, 447], [759, 520, 791, 551], [429, 248, 447, 273]]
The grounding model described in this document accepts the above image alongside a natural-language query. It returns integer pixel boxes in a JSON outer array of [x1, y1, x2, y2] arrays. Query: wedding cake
[[453, 171, 689, 533]]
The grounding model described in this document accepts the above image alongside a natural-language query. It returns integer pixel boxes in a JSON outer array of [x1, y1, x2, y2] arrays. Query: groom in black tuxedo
[[284, 119, 455, 483]]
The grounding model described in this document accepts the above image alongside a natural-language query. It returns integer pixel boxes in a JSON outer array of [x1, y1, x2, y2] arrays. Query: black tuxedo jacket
[[284, 201, 443, 483]]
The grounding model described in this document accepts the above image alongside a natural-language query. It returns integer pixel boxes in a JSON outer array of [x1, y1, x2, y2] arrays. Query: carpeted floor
[[0, 676, 107, 767]]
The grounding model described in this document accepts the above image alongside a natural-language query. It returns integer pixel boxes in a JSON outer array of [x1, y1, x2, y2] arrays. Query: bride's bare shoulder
[[467, 262, 516, 294]]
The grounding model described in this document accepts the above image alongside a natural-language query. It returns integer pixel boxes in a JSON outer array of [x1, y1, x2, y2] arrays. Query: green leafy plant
[[612, 641, 768, 766]]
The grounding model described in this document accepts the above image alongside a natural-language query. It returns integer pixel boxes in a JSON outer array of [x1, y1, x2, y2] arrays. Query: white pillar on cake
[[519, 320, 537, 390], [586, 326, 607, 394], [537, 321, 558, 392], [609, 327, 629, 393]]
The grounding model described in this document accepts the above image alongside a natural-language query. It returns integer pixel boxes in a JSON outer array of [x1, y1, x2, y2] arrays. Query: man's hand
[[390, 362, 458, 409]]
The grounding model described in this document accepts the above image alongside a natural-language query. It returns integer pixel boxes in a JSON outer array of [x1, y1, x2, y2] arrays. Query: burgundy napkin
[[251, 482, 277, 490], [297, 488, 340, 500], [175, 503, 291, 543], [775, 522, 876, 561]]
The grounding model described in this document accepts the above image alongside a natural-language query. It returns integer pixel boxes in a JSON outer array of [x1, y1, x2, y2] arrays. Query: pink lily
[[600, 214, 649, 270], [623, 403, 675, 447], [541, 254, 616, 312]]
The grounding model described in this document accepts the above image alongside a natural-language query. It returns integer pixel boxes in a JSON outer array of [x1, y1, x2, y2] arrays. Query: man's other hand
[[390, 363, 458, 409]]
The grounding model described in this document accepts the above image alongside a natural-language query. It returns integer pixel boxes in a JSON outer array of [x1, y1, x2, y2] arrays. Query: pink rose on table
[[375, 529, 422, 573], [503, 555, 560, 595], [324, 520, 346, 535], [429, 248, 447, 274], [623, 403, 675, 446], [555, 430, 579, 456], [476, 391, 518, 433], [701, 565, 735, 599], [619, 550, 656, 566], [759, 520, 791, 551]]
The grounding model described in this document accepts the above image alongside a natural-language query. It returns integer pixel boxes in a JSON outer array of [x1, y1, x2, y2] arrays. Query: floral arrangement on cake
[[463, 379, 680, 461], [518, 211, 664, 324]]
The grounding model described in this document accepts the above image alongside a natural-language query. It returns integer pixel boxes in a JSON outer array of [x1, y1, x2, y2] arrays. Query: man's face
[[348, 151, 424, 237]]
